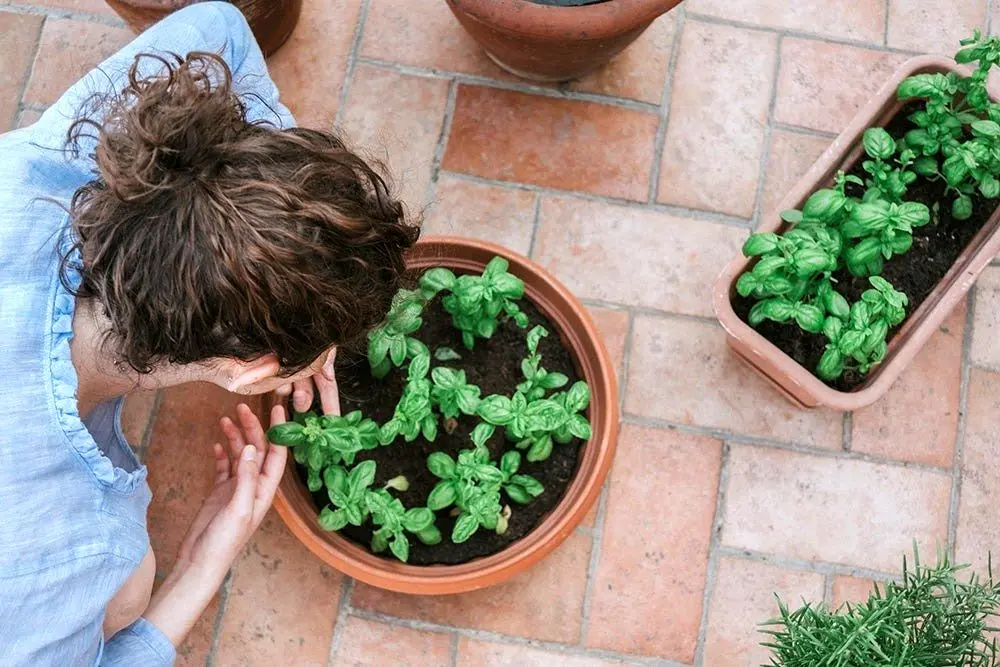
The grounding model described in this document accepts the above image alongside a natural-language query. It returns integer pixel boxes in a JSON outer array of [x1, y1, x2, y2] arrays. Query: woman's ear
[[220, 354, 282, 394]]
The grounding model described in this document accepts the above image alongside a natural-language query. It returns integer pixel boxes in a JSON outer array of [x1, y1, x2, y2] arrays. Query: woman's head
[[63, 51, 419, 393]]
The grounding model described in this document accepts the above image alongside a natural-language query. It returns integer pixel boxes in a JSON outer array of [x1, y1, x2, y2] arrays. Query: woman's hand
[[274, 348, 340, 415], [143, 403, 288, 647]]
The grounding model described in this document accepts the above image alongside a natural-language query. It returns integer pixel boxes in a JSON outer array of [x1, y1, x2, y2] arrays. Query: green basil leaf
[[539, 372, 569, 390], [524, 399, 569, 432], [895, 201, 930, 228], [477, 395, 515, 425], [451, 514, 479, 544], [500, 451, 521, 477], [793, 304, 825, 334], [896, 73, 940, 99], [427, 481, 458, 511], [388, 534, 410, 562], [511, 474, 544, 497], [526, 435, 554, 462], [802, 189, 847, 222], [421, 415, 438, 442], [817, 347, 845, 381], [912, 156, 939, 177], [370, 530, 389, 554], [467, 421, 494, 448], [388, 336, 407, 367], [839, 330, 865, 356], [318, 507, 349, 532], [416, 524, 443, 545], [942, 154, 970, 187], [476, 465, 504, 485], [324, 465, 348, 496], [505, 484, 532, 505], [526, 325, 548, 354], [307, 445, 324, 471], [434, 346, 462, 362], [344, 503, 365, 527], [405, 337, 429, 360], [982, 175, 1000, 199], [863, 127, 896, 160], [419, 267, 457, 297], [567, 414, 593, 440], [742, 233, 781, 257], [823, 316, 844, 343], [266, 422, 307, 447], [953, 195, 974, 220], [427, 451, 457, 479], [349, 460, 377, 491], [307, 467, 322, 493], [431, 366, 461, 390], [408, 353, 430, 381], [972, 120, 1000, 138], [792, 248, 833, 277], [379, 419, 400, 446], [367, 329, 390, 368], [823, 288, 851, 319], [402, 507, 435, 533], [780, 209, 804, 224], [752, 256, 788, 279], [476, 318, 497, 339], [890, 232, 913, 255], [760, 299, 795, 323], [492, 273, 524, 299]]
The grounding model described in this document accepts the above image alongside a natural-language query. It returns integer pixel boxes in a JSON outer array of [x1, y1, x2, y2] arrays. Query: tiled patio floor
[[5, 0, 1000, 664]]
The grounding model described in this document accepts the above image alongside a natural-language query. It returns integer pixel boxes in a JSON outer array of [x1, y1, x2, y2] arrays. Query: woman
[[0, 3, 418, 664]]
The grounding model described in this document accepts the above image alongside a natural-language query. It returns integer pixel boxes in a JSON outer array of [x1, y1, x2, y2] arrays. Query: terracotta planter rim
[[269, 236, 619, 594], [448, 0, 677, 39], [713, 54, 1000, 411]]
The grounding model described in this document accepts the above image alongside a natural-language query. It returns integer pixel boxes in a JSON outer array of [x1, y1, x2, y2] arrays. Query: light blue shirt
[[0, 4, 292, 664]]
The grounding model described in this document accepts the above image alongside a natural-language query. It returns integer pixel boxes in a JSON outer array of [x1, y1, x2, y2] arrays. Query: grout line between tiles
[[647, 5, 686, 204], [0, 2, 124, 27], [842, 412, 853, 452], [618, 310, 636, 411], [748, 32, 783, 231], [771, 121, 838, 140], [693, 441, 729, 666], [716, 545, 899, 582], [439, 170, 754, 228], [449, 633, 460, 667], [577, 481, 610, 646], [579, 298, 718, 323], [526, 195, 543, 259], [947, 290, 976, 555], [346, 609, 685, 666], [333, 0, 371, 129], [683, 12, 921, 57], [204, 569, 234, 667], [883, 0, 891, 46], [620, 412, 954, 475], [355, 56, 661, 114], [424, 79, 459, 211], [135, 390, 164, 463], [822, 573, 835, 607], [325, 578, 356, 666], [988, 0, 995, 33], [14, 13, 46, 125]]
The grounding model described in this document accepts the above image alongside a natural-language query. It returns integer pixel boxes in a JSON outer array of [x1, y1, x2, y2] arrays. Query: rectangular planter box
[[713, 55, 1000, 411]]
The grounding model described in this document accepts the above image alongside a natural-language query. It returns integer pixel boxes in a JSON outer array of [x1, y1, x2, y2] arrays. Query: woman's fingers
[[291, 379, 313, 413], [227, 444, 259, 525], [219, 416, 246, 462], [255, 405, 289, 524], [273, 383, 293, 398], [212, 443, 229, 483], [314, 370, 341, 416], [235, 404, 268, 457]]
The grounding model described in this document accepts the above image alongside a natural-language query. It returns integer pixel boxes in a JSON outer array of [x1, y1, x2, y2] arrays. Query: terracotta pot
[[264, 236, 619, 594], [714, 55, 1000, 411], [445, 0, 682, 82], [104, 0, 302, 57]]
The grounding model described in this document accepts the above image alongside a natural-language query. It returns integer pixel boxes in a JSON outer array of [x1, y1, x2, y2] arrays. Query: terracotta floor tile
[[214, 512, 344, 665], [774, 39, 908, 135], [332, 616, 452, 667], [2, 0, 118, 17], [830, 575, 877, 609], [267, 0, 361, 130], [703, 557, 824, 667], [120, 389, 158, 448], [569, 11, 678, 104], [22, 18, 132, 106], [533, 198, 747, 317], [625, 315, 844, 448], [340, 64, 450, 208], [145, 383, 253, 574], [586, 305, 630, 382], [887, 0, 985, 55], [457, 638, 621, 667], [0, 12, 43, 131], [851, 301, 965, 468], [722, 444, 952, 572], [351, 531, 592, 644], [971, 267, 1000, 369], [955, 369, 1000, 575], [760, 129, 830, 226], [423, 175, 537, 255], [685, 0, 886, 43], [359, 0, 501, 78], [442, 86, 658, 201], [16, 108, 44, 128], [586, 426, 720, 661], [658, 20, 776, 218]]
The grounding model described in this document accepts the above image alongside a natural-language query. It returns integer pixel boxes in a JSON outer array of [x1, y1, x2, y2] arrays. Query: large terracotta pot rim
[[269, 236, 619, 595], [713, 55, 1000, 411], [448, 0, 677, 39]]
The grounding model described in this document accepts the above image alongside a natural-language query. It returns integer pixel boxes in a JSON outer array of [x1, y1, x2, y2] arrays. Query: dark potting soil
[[732, 102, 992, 391], [295, 297, 584, 566]]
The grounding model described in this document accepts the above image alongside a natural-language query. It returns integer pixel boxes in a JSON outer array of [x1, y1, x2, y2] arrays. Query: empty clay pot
[[713, 55, 1000, 411], [446, 0, 683, 82], [265, 237, 619, 594], [104, 0, 302, 57]]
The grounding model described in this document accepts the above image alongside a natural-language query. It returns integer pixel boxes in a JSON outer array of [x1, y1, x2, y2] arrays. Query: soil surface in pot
[[527, 0, 612, 5], [296, 297, 584, 565], [732, 102, 993, 391]]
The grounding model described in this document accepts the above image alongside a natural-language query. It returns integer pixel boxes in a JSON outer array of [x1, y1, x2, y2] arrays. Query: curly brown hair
[[62, 51, 419, 375]]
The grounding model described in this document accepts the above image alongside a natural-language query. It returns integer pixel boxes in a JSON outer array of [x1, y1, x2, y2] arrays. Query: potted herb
[[714, 32, 1000, 410], [263, 237, 618, 594], [445, 0, 682, 82], [760, 550, 1000, 665]]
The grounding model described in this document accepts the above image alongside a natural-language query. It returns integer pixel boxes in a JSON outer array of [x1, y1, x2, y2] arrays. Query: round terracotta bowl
[[265, 236, 619, 595], [104, 0, 302, 57], [446, 0, 683, 82]]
